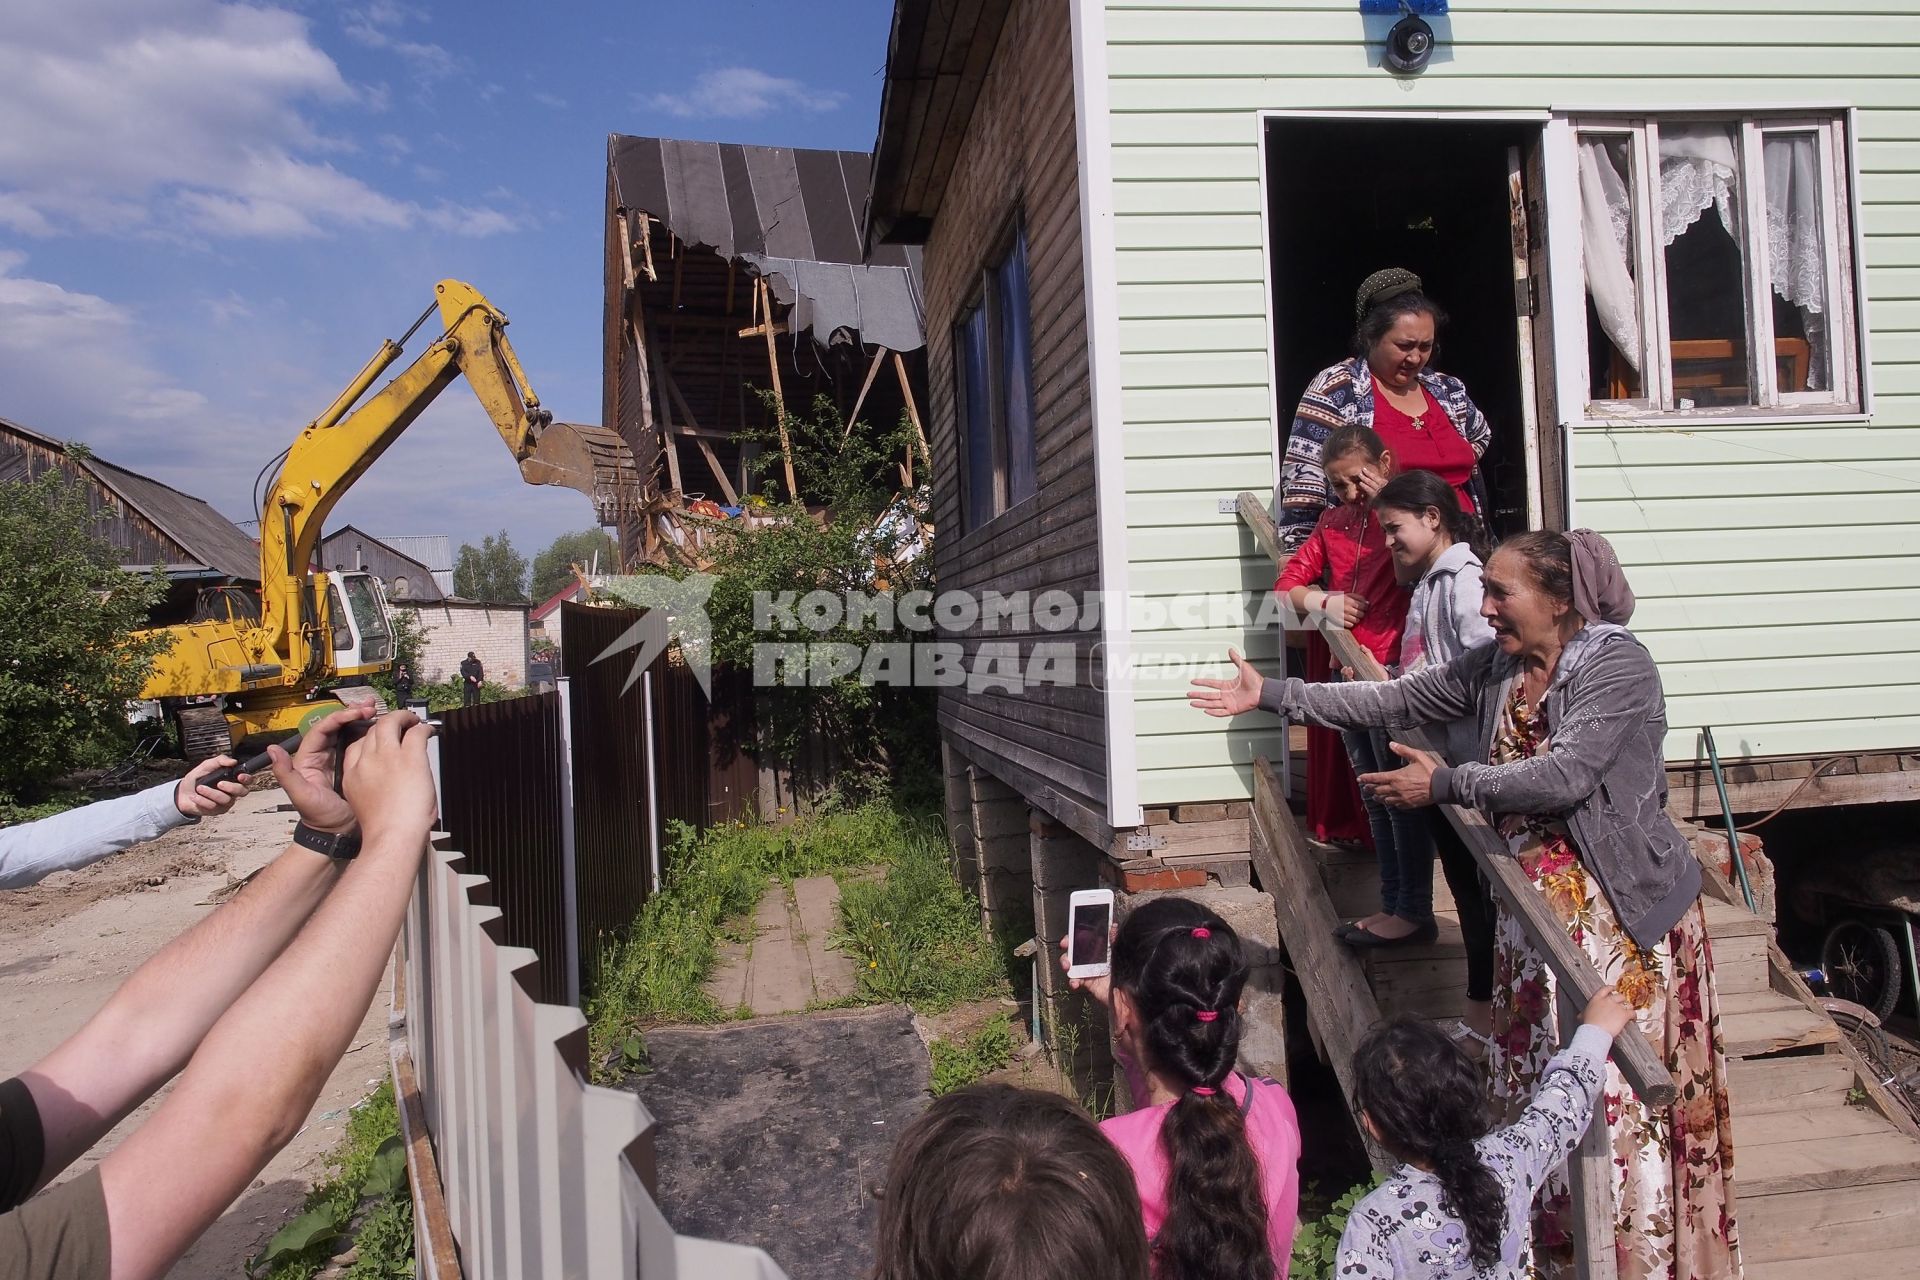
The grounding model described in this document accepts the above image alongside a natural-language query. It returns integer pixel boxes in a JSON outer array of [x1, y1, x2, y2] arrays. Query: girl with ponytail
[[1339, 988, 1633, 1278], [1371, 470, 1500, 1056], [1065, 896, 1301, 1280]]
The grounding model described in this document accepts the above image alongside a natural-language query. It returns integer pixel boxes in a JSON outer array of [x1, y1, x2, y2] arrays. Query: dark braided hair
[[1373, 470, 1489, 561], [1496, 530, 1575, 606], [1111, 897, 1270, 1280], [1352, 1019, 1505, 1269]]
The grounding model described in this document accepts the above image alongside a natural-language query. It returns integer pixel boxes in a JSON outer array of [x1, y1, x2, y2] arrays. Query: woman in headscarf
[[1277, 268, 1493, 551], [1278, 269, 1494, 848], [1191, 530, 1740, 1280]]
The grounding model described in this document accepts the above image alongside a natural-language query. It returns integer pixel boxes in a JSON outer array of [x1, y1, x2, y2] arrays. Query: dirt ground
[[0, 780, 393, 1279]]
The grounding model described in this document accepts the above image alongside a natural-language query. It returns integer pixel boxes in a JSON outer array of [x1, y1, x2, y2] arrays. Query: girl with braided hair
[[1337, 988, 1634, 1279], [1065, 896, 1301, 1280]]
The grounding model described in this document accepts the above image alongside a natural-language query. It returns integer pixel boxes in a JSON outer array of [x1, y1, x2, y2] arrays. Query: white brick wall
[[396, 600, 529, 688]]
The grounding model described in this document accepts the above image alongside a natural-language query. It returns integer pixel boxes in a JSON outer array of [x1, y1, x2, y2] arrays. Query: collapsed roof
[[603, 136, 931, 564]]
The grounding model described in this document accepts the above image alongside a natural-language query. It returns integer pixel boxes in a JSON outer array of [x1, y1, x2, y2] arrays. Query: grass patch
[[928, 1011, 1016, 1096], [247, 1081, 412, 1279], [832, 829, 1011, 1013], [586, 804, 954, 1077]]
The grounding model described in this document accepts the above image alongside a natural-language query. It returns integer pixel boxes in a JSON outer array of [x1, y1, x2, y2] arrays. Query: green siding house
[[868, 0, 1920, 875]]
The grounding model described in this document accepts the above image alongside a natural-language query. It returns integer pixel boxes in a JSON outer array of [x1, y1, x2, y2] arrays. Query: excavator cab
[[326, 572, 395, 677]]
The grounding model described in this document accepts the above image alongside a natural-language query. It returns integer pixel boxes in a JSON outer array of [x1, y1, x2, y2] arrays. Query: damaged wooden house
[[602, 135, 931, 565]]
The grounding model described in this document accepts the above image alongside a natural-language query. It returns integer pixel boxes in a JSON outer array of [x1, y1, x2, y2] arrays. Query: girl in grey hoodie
[[1373, 471, 1498, 1056]]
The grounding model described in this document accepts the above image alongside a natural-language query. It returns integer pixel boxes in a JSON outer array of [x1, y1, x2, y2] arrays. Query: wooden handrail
[[1234, 493, 1676, 1107]]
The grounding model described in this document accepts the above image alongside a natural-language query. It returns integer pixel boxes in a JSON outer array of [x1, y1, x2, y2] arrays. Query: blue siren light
[[1359, 0, 1448, 13]]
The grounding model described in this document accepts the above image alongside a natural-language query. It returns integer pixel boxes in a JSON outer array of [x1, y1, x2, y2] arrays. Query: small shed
[[0, 416, 261, 624], [318, 523, 445, 601], [604, 135, 931, 563], [377, 534, 456, 596], [865, 0, 1920, 871]]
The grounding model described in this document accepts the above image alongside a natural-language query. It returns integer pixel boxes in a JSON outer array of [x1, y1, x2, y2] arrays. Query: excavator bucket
[[518, 421, 647, 529]]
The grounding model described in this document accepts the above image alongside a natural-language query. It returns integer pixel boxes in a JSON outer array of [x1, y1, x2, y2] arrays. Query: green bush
[[597, 394, 936, 805], [929, 1012, 1016, 1096], [0, 469, 167, 803], [249, 1081, 412, 1279], [1290, 1174, 1382, 1280]]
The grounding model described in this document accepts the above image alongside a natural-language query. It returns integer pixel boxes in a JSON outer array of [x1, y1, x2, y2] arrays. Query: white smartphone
[[1066, 888, 1116, 980]]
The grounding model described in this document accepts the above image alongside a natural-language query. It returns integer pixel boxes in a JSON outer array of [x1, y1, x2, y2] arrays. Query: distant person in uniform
[[459, 652, 484, 707], [392, 663, 414, 708]]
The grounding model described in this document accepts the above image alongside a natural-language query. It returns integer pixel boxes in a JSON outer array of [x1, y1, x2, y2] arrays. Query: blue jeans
[[1340, 724, 1437, 923]]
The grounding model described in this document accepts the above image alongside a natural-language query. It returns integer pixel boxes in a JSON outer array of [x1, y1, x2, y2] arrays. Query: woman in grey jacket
[[1190, 530, 1739, 1280]]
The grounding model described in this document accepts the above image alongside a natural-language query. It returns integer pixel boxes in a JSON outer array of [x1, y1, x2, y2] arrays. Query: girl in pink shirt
[[1080, 896, 1302, 1280]]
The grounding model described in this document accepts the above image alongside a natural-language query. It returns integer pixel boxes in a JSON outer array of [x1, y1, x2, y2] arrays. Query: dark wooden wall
[[0, 427, 196, 572], [922, 0, 1108, 843]]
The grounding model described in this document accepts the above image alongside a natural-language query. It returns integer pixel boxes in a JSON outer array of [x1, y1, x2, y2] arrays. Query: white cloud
[[0, 252, 210, 432], [531, 92, 568, 110], [342, 4, 459, 82], [646, 67, 846, 121], [0, 0, 514, 240]]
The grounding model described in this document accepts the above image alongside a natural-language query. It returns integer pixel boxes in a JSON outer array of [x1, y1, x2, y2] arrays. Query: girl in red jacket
[[1275, 424, 1429, 946]]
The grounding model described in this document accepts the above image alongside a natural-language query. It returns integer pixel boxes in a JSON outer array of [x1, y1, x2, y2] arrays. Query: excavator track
[[176, 705, 234, 762]]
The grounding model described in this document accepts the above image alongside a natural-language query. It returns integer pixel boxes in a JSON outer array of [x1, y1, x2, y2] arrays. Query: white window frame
[[1550, 110, 1868, 427]]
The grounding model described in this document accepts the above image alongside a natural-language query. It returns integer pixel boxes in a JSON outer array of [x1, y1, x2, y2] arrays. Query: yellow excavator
[[138, 280, 636, 758]]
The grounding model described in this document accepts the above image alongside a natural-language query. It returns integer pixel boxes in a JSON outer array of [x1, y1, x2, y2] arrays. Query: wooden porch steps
[[1264, 823, 1920, 1275]]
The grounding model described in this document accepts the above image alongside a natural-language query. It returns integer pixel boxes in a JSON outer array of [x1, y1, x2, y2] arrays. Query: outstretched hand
[[1356, 741, 1443, 809], [268, 705, 374, 835], [1189, 647, 1264, 717], [174, 755, 249, 819]]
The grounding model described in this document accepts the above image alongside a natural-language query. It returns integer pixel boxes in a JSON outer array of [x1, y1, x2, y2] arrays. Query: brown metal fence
[[559, 603, 656, 982], [434, 691, 569, 1005]]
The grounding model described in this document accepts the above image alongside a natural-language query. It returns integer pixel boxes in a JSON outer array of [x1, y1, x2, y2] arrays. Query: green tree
[[0, 469, 169, 801], [529, 528, 615, 602], [451, 529, 528, 602], [600, 395, 936, 801]]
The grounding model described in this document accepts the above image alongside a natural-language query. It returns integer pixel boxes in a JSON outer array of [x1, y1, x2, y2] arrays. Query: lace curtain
[[1580, 125, 1828, 390]]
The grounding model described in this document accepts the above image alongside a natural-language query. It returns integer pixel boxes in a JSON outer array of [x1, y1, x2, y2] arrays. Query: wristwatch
[[293, 821, 363, 861]]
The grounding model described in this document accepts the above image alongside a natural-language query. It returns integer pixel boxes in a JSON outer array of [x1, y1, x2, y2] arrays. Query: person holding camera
[[0, 705, 437, 1280]]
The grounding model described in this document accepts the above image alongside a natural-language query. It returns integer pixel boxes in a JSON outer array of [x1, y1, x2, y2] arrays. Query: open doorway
[[1264, 116, 1546, 536]]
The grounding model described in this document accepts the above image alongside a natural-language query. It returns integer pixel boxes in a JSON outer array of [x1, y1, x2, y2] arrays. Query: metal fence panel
[[398, 841, 788, 1278], [560, 603, 656, 981], [436, 693, 569, 1004]]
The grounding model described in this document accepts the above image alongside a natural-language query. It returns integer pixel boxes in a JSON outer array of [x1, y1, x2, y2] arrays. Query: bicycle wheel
[[1821, 919, 1903, 1022]]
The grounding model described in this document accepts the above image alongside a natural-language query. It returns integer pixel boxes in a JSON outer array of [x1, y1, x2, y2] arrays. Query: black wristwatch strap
[[293, 821, 363, 861]]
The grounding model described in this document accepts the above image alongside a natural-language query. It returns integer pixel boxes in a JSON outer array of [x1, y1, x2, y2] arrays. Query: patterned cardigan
[[1276, 357, 1493, 552]]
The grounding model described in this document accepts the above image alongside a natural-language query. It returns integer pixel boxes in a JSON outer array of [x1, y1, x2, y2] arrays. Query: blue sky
[[0, 0, 894, 567]]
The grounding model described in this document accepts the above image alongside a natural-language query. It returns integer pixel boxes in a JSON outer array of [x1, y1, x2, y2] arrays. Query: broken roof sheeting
[[609, 135, 926, 350], [744, 255, 925, 353]]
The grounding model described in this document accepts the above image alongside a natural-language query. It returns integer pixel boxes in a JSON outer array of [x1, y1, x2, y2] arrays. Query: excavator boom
[[138, 280, 637, 751]]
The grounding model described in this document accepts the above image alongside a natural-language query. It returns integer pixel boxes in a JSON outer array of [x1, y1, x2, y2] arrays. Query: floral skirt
[[1489, 839, 1742, 1280]]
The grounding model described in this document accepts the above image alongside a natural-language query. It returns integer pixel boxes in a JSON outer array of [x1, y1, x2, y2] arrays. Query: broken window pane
[[1579, 133, 1645, 401], [1661, 121, 1750, 408]]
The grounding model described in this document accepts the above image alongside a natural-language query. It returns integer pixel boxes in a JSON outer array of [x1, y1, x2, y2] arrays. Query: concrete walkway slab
[[706, 878, 859, 1017], [793, 875, 856, 1002], [630, 1007, 929, 1280]]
